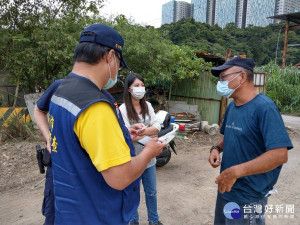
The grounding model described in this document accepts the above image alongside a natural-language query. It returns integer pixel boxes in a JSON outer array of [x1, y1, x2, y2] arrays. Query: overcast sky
[[100, 0, 191, 28]]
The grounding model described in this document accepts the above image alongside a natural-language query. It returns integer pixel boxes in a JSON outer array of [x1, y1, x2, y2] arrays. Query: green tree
[[160, 19, 300, 67], [108, 16, 211, 108], [112, 16, 211, 84], [0, 0, 105, 97]]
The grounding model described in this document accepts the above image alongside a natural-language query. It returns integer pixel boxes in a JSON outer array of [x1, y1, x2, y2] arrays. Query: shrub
[[262, 62, 300, 115], [0, 113, 36, 142]]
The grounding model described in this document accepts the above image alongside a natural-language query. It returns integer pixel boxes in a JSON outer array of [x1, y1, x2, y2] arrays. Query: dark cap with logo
[[79, 24, 129, 70], [211, 57, 255, 77]]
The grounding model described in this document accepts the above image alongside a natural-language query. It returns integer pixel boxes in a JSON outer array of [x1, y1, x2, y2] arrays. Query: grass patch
[[0, 113, 37, 142], [262, 62, 300, 115]]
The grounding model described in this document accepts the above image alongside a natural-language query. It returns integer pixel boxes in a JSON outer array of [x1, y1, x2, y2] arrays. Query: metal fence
[[170, 71, 267, 124]]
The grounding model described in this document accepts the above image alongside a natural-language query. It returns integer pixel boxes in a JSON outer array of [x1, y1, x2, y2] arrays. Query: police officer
[[35, 24, 166, 225]]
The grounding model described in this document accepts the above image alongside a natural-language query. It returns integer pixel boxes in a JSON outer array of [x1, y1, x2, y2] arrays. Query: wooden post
[[219, 97, 228, 126], [282, 20, 289, 69], [218, 49, 231, 125], [225, 49, 231, 61], [12, 79, 20, 108]]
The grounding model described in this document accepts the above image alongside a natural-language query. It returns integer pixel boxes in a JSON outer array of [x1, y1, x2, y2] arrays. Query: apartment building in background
[[215, 0, 237, 28], [245, 0, 277, 27], [176, 1, 192, 21], [162, 1, 176, 24], [162, 0, 300, 28], [162, 0, 192, 25], [192, 0, 216, 25], [236, 0, 247, 28], [276, 0, 300, 14], [191, 0, 207, 23]]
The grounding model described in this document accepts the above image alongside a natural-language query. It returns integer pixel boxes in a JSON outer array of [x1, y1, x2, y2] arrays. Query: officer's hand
[[130, 123, 144, 130], [46, 140, 51, 154], [137, 125, 147, 136], [129, 123, 144, 139], [144, 137, 166, 158], [209, 149, 221, 168], [131, 135, 145, 142]]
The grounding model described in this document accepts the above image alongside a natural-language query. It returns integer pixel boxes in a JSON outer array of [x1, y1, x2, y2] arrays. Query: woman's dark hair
[[123, 73, 149, 122], [73, 42, 110, 65]]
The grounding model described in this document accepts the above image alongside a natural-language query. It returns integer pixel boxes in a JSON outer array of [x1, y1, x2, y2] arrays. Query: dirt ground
[[0, 120, 299, 225]]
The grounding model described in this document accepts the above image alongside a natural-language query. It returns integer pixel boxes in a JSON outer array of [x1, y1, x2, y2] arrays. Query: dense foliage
[[160, 18, 300, 66], [109, 15, 210, 86], [160, 19, 300, 114], [0, 4, 210, 95], [0, 0, 105, 92], [0, 2, 299, 114], [262, 62, 300, 115]]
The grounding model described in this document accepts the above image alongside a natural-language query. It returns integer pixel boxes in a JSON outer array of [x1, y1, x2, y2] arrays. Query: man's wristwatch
[[210, 145, 222, 154]]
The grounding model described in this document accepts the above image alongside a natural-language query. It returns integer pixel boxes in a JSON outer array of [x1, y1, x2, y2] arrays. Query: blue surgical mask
[[103, 55, 118, 90], [216, 73, 241, 98]]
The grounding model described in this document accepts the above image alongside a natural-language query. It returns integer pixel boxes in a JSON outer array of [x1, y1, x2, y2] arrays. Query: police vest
[[49, 73, 140, 225]]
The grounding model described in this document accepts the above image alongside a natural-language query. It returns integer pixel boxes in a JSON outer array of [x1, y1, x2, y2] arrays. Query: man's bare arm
[[216, 147, 288, 193], [34, 105, 51, 152], [208, 135, 224, 168]]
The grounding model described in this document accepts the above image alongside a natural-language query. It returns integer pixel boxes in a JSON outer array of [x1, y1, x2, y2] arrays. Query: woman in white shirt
[[119, 73, 163, 225]]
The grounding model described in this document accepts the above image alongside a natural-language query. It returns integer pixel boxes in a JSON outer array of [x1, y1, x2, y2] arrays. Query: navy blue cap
[[211, 57, 255, 77], [79, 24, 129, 70]]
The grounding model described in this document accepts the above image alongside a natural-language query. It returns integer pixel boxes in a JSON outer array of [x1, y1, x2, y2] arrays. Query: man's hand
[[215, 166, 239, 194], [209, 149, 221, 168]]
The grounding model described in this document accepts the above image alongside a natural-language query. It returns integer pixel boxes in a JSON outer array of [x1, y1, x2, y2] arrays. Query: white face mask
[[131, 87, 146, 99]]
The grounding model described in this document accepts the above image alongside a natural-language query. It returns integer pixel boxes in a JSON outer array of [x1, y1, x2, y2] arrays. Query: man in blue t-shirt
[[34, 79, 63, 225], [208, 57, 293, 225]]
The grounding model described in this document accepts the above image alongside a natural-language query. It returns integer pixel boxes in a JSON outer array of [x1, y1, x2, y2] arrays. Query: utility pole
[[282, 20, 289, 69]]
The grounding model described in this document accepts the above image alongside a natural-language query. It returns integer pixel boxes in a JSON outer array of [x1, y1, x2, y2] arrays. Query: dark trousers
[[214, 193, 268, 225], [42, 166, 55, 225]]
